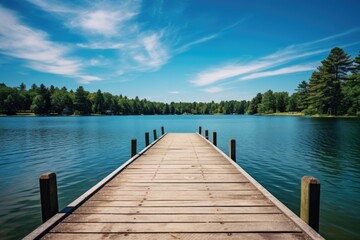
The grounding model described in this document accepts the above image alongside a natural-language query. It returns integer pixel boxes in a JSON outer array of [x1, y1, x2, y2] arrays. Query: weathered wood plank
[[51, 222, 302, 233], [63, 213, 289, 223], [42, 233, 306, 240], [74, 206, 281, 214]]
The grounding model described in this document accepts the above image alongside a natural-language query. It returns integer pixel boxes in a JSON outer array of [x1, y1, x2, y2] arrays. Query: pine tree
[[308, 48, 353, 115], [295, 81, 309, 111], [322, 47, 352, 114]]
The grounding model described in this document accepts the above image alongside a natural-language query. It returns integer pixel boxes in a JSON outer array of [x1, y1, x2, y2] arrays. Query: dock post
[[212, 132, 217, 146], [199, 126, 202, 135], [301, 176, 320, 232], [39, 172, 59, 223], [153, 129, 157, 141], [229, 139, 236, 162], [161, 126, 165, 135], [145, 132, 150, 147], [131, 139, 137, 157], [205, 130, 209, 140]]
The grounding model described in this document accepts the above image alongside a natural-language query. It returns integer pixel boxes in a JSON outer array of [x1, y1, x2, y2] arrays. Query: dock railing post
[[161, 126, 165, 135], [301, 176, 321, 232], [198, 126, 202, 135], [229, 139, 236, 162], [212, 132, 217, 146], [39, 172, 59, 223], [153, 129, 157, 141], [145, 132, 150, 147], [131, 138, 137, 157], [205, 130, 209, 140]]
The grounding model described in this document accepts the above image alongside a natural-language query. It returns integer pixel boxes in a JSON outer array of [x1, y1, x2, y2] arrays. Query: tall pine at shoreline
[[308, 47, 353, 115]]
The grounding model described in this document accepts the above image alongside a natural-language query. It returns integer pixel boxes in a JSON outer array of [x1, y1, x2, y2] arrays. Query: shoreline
[[1, 112, 358, 118]]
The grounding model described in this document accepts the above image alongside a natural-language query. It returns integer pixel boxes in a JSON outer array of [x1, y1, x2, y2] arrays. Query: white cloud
[[169, 91, 179, 94], [0, 6, 81, 76], [240, 64, 316, 80], [190, 29, 360, 87], [77, 42, 125, 49], [132, 33, 169, 70], [203, 86, 225, 93], [78, 75, 103, 84], [72, 9, 137, 36], [0, 5, 104, 84], [176, 34, 218, 53]]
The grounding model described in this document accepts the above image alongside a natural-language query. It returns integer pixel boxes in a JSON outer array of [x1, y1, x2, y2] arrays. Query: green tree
[[309, 48, 353, 115], [295, 81, 309, 111], [247, 93, 262, 114], [274, 92, 289, 112], [92, 89, 105, 114], [342, 52, 360, 115], [258, 90, 276, 113], [74, 86, 91, 115], [51, 89, 73, 114], [31, 95, 47, 115]]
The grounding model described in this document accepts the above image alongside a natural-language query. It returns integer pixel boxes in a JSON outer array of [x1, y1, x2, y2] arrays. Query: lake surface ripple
[[0, 115, 359, 240]]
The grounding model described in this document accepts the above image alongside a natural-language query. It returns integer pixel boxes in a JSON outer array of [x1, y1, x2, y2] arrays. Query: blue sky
[[0, 0, 359, 102]]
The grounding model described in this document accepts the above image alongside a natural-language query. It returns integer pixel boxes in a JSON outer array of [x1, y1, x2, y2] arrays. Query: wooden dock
[[26, 133, 324, 240]]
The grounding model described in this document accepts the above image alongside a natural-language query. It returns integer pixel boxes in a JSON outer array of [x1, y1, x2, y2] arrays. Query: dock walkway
[[27, 133, 324, 240]]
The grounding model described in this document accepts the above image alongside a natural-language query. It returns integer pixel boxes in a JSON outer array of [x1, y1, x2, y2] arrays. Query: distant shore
[[1, 112, 358, 118]]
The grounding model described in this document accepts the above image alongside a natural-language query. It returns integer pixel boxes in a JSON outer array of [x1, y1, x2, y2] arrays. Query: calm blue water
[[0, 115, 359, 239]]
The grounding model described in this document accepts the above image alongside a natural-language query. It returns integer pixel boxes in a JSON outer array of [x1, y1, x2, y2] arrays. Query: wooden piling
[[131, 139, 137, 157], [230, 139, 236, 162], [198, 126, 202, 135], [212, 132, 217, 146], [153, 129, 157, 141], [161, 126, 165, 135], [205, 130, 209, 140], [301, 176, 320, 232], [145, 132, 150, 147], [39, 172, 59, 223]]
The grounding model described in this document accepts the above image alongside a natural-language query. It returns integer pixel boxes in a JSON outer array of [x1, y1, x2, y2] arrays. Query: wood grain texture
[[35, 133, 323, 240]]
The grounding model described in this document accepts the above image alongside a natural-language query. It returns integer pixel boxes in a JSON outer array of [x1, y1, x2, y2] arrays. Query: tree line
[[0, 47, 359, 116]]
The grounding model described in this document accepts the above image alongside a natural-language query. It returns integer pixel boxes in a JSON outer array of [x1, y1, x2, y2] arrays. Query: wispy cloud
[[28, 0, 171, 72], [169, 91, 179, 94], [191, 29, 360, 87], [130, 32, 170, 70], [0, 5, 100, 82], [78, 75, 103, 84], [176, 34, 218, 53], [202, 86, 225, 93], [240, 64, 316, 80]]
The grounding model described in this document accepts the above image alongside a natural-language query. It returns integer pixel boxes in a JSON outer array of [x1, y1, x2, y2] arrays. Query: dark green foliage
[[295, 81, 309, 111], [247, 93, 262, 114], [31, 95, 47, 115], [258, 90, 276, 113], [308, 47, 353, 115], [274, 92, 289, 112], [74, 86, 91, 115]]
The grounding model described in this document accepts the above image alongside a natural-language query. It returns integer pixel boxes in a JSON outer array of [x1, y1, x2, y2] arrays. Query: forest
[[0, 47, 359, 116]]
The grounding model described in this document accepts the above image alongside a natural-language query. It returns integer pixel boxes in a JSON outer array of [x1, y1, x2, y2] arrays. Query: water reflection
[[0, 116, 359, 240]]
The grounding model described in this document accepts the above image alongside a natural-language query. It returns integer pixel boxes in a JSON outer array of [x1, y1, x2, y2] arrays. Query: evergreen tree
[[74, 86, 91, 115], [342, 52, 360, 115], [247, 93, 262, 114], [309, 47, 353, 115], [258, 90, 276, 113], [295, 81, 309, 111], [274, 92, 289, 112]]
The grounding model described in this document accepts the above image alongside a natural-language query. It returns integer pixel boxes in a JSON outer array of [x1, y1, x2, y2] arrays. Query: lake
[[0, 115, 359, 239]]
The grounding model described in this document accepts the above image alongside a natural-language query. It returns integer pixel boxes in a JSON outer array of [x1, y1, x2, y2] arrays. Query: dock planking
[[27, 133, 324, 240]]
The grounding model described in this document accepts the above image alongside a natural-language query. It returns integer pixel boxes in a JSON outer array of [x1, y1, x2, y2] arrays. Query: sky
[[0, 0, 359, 102]]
